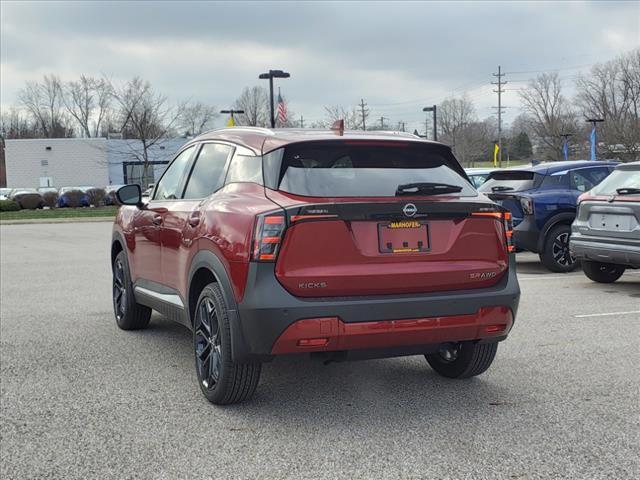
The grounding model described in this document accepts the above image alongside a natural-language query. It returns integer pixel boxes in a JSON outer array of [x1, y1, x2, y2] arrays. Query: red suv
[[111, 128, 520, 404]]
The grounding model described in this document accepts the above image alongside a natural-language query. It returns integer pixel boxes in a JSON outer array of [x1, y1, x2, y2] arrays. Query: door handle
[[152, 214, 163, 225], [188, 212, 201, 227]]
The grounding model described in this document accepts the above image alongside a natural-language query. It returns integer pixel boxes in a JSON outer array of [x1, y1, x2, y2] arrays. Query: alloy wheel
[[194, 297, 222, 390], [113, 258, 127, 320], [552, 232, 575, 267]]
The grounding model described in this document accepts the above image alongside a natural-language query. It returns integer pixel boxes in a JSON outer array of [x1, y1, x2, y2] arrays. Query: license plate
[[589, 213, 633, 232], [378, 221, 429, 253]]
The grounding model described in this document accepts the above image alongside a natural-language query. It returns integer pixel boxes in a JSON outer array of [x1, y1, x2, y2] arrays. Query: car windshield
[[479, 171, 538, 193], [590, 169, 640, 195], [273, 141, 475, 197]]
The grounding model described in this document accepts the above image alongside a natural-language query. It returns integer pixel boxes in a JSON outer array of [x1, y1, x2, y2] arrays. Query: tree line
[[1, 49, 637, 165]]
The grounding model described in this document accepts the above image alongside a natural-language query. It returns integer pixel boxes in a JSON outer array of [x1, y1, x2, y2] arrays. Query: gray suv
[[570, 161, 640, 283]]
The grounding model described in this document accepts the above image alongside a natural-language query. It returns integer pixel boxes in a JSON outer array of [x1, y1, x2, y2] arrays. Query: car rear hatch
[[575, 167, 640, 244], [260, 140, 512, 298], [479, 170, 540, 226]]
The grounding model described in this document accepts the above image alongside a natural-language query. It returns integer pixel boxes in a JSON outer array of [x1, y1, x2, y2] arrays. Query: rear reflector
[[297, 338, 329, 347], [485, 324, 507, 334], [252, 213, 286, 262]]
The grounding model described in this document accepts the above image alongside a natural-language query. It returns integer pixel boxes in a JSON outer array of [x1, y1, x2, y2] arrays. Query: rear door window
[[183, 143, 233, 199], [271, 141, 474, 197]]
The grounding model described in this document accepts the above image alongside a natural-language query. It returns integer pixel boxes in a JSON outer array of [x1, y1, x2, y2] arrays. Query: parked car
[[465, 167, 496, 188], [105, 185, 126, 205], [58, 187, 89, 208], [570, 161, 640, 283], [141, 183, 155, 197], [111, 127, 521, 404], [479, 160, 618, 272], [9, 188, 43, 209], [0, 188, 12, 200]]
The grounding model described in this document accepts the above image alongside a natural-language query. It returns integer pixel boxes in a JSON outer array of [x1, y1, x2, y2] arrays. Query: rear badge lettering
[[299, 282, 328, 289], [469, 272, 497, 280]]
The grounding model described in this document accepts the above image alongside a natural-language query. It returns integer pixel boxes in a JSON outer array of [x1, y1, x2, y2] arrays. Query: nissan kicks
[[111, 127, 520, 404]]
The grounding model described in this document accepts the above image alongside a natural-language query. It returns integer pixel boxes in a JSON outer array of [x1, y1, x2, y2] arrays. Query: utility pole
[[379, 116, 389, 129], [359, 98, 369, 131], [398, 121, 406, 132], [492, 66, 507, 168], [422, 105, 437, 141], [299, 115, 304, 128]]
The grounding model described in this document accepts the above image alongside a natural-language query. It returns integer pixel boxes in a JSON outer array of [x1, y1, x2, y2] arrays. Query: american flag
[[277, 90, 287, 125]]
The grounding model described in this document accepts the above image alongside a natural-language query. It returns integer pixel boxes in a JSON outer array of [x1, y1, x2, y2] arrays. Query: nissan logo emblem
[[403, 203, 417, 217]]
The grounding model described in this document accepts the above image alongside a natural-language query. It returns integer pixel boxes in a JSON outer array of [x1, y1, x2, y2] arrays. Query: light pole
[[585, 118, 604, 161], [422, 105, 437, 141], [560, 133, 573, 161], [258, 69, 290, 128], [220, 109, 244, 126]]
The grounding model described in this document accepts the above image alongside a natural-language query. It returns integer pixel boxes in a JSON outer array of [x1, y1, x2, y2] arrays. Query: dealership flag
[[226, 116, 235, 127], [277, 88, 287, 125], [563, 140, 569, 161], [493, 143, 500, 166], [590, 126, 597, 160]]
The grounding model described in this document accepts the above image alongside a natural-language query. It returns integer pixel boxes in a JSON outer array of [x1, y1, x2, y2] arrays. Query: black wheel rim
[[437, 343, 461, 363], [552, 232, 575, 267], [113, 258, 127, 320], [195, 297, 221, 390]]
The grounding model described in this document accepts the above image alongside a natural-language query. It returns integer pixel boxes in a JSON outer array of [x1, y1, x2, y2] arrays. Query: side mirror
[[116, 184, 142, 207]]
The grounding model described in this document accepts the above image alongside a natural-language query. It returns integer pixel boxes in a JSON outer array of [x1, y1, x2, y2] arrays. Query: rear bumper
[[513, 215, 540, 252], [233, 255, 520, 362], [570, 233, 640, 268]]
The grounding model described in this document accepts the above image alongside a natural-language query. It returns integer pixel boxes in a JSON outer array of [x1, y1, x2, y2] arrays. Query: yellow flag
[[226, 116, 235, 127], [493, 143, 500, 166]]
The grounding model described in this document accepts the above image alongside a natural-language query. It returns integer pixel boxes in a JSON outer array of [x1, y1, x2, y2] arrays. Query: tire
[[193, 283, 261, 405], [539, 224, 578, 273], [425, 341, 498, 379], [582, 260, 625, 283], [112, 250, 151, 330]]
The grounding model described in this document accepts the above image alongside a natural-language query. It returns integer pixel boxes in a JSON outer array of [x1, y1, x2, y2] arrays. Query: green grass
[[0, 206, 118, 221]]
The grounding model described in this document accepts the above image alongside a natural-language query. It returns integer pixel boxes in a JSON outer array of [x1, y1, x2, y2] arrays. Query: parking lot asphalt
[[1, 222, 639, 480]]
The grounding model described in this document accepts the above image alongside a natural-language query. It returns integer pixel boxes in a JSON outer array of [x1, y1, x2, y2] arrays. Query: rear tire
[[582, 260, 625, 283], [193, 283, 261, 405], [539, 224, 578, 273], [425, 342, 498, 378], [112, 251, 151, 330]]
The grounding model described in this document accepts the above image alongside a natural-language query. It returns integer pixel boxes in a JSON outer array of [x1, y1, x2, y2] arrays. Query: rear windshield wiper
[[395, 182, 463, 196], [616, 187, 640, 195], [491, 185, 515, 192]]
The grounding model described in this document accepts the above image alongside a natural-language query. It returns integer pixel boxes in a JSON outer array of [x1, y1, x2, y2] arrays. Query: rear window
[[591, 169, 640, 195], [266, 141, 475, 197], [479, 171, 539, 193]]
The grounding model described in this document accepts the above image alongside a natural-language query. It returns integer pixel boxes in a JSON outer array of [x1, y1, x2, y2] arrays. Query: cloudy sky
[[1, 1, 639, 133]]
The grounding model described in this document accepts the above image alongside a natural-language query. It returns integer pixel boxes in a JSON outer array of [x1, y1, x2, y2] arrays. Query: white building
[[4, 137, 188, 188]]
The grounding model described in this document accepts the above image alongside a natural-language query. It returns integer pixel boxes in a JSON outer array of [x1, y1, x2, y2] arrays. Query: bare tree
[[233, 86, 269, 127], [111, 77, 184, 169], [519, 73, 577, 160], [437, 95, 480, 164], [18, 74, 73, 138], [63, 75, 113, 137], [180, 101, 219, 136], [0, 107, 40, 139], [576, 49, 640, 160], [322, 105, 362, 129]]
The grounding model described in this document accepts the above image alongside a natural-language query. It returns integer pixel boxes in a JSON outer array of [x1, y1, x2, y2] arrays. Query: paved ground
[[1, 222, 638, 480]]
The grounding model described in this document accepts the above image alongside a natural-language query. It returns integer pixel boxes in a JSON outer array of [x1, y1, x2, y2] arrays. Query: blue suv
[[478, 161, 618, 272]]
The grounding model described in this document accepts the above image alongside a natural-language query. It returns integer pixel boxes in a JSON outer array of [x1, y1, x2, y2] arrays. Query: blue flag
[[563, 140, 569, 161], [590, 126, 597, 161]]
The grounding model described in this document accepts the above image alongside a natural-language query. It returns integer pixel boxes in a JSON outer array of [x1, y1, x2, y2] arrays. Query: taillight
[[472, 211, 515, 253], [503, 212, 515, 253], [252, 213, 286, 262], [520, 196, 534, 215]]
